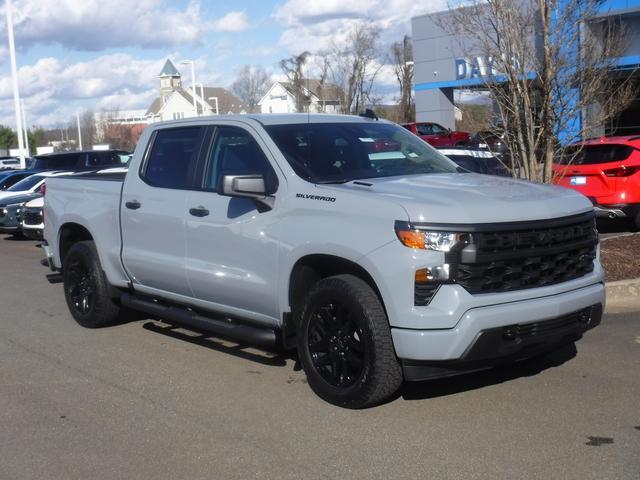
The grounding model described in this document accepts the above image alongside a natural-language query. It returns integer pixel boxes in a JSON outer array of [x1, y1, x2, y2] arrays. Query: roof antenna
[[359, 108, 378, 120]]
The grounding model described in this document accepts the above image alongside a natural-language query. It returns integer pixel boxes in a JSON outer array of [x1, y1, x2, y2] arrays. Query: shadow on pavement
[[141, 320, 291, 367], [2, 233, 31, 241], [400, 342, 577, 401]]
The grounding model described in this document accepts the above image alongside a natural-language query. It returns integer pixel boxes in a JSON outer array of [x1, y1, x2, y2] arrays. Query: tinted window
[[558, 145, 633, 165], [446, 155, 484, 173], [87, 151, 129, 167], [7, 174, 44, 192], [430, 123, 447, 134], [265, 122, 459, 183], [415, 124, 433, 136], [0, 172, 30, 189], [30, 154, 82, 169], [482, 157, 510, 176], [143, 127, 203, 188], [205, 126, 277, 192]]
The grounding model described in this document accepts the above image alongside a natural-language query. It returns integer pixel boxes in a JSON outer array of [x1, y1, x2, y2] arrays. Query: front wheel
[[63, 240, 121, 328], [297, 274, 402, 408]]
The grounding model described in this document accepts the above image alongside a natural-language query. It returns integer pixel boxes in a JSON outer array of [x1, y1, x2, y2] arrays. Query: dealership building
[[412, 0, 640, 137]]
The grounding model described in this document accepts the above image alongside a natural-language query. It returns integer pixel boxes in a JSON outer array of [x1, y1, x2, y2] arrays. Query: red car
[[402, 122, 470, 147], [553, 136, 640, 228]]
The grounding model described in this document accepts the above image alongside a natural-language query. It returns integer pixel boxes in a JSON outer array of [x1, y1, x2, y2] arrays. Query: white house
[[145, 59, 246, 122], [258, 80, 343, 114]]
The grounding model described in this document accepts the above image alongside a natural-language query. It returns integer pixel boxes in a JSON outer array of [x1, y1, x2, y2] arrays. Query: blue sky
[[0, 0, 445, 127]]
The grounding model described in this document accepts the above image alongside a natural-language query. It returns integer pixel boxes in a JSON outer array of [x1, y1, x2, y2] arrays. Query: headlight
[[395, 221, 462, 251]]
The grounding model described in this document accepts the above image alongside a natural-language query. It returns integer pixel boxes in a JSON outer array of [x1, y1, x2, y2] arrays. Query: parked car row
[[0, 149, 131, 240]]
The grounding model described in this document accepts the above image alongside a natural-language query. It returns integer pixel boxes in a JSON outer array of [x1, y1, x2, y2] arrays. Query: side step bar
[[120, 293, 277, 347]]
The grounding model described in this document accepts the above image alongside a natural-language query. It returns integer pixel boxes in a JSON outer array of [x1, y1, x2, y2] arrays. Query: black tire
[[297, 274, 402, 408], [62, 240, 121, 328]]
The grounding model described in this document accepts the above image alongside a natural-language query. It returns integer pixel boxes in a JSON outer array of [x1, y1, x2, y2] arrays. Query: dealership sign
[[455, 56, 499, 80]]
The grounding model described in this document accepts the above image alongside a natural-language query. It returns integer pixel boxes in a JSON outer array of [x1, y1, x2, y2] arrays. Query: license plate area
[[570, 176, 587, 185]]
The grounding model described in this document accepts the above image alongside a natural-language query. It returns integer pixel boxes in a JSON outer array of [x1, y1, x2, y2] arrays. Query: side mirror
[[219, 174, 274, 209]]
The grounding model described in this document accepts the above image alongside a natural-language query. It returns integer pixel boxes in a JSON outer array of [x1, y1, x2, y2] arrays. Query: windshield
[[264, 122, 460, 183], [7, 174, 43, 192]]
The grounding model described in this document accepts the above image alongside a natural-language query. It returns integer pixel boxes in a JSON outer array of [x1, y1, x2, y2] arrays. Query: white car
[[0, 171, 73, 202], [20, 196, 44, 240], [0, 158, 22, 170]]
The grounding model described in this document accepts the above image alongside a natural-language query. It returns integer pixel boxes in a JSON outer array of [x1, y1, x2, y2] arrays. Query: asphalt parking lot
[[0, 236, 638, 480]]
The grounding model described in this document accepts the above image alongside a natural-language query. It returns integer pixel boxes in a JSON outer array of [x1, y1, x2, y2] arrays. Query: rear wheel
[[63, 240, 121, 328], [297, 274, 402, 408]]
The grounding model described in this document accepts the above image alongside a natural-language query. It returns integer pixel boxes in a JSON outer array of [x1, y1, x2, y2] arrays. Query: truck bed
[[43, 175, 130, 288]]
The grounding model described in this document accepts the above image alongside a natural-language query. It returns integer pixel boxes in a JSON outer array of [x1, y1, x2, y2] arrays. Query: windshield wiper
[[314, 179, 353, 184]]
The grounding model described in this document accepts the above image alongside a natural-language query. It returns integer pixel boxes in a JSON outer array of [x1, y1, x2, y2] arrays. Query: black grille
[[22, 210, 42, 226], [502, 306, 596, 341], [450, 213, 597, 294]]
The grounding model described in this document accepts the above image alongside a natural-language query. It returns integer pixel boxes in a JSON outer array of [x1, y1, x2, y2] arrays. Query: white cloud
[[0, 51, 233, 126], [212, 11, 250, 33], [274, 0, 447, 52], [0, 54, 165, 126], [0, 0, 239, 51]]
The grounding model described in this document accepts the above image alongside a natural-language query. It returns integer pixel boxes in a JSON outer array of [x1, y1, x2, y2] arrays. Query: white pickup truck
[[43, 114, 604, 408]]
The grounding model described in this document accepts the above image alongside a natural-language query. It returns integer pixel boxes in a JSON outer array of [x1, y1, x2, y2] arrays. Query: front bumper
[[22, 228, 43, 240], [392, 282, 604, 369]]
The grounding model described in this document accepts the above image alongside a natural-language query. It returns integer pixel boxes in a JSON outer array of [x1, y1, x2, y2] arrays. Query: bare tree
[[79, 109, 96, 148], [440, 0, 637, 182], [231, 65, 271, 113], [280, 51, 311, 112], [327, 23, 381, 114], [390, 35, 414, 123]]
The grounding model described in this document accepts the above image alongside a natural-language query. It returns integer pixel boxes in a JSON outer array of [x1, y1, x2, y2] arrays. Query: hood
[[24, 196, 44, 208], [323, 173, 592, 224], [0, 192, 40, 207]]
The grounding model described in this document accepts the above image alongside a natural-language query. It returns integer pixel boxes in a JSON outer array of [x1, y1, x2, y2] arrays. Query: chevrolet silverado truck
[[42, 114, 604, 408]]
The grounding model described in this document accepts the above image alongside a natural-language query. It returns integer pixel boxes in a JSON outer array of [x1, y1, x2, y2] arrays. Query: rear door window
[[142, 127, 205, 189]]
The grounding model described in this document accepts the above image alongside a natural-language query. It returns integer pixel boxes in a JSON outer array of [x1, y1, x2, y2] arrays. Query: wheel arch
[[288, 254, 386, 324], [58, 222, 94, 264]]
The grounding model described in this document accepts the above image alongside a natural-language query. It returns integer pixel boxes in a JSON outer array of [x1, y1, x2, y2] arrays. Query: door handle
[[125, 200, 141, 210], [189, 206, 210, 217]]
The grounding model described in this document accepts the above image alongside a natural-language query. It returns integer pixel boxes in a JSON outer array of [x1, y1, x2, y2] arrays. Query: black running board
[[120, 293, 277, 347]]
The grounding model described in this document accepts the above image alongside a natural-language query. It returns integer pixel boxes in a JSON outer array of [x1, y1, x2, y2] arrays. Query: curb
[[605, 278, 640, 305]]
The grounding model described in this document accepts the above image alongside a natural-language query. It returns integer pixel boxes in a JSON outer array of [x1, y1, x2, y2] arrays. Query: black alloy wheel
[[297, 274, 403, 408], [62, 241, 121, 328], [307, 302, 366, 388], [65, 257, 96, 315]]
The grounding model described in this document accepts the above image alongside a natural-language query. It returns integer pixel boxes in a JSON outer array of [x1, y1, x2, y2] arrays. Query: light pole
[[21, 99, 29, 157], [5, 0, 26, 168], [76, 112, 83, 150], [208, 97, 219, 115], [180, 60, 197, 117]]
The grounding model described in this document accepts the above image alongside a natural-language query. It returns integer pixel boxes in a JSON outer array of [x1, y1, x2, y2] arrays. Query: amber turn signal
[[396, 229, 425, 249]]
